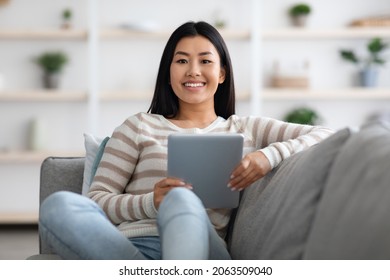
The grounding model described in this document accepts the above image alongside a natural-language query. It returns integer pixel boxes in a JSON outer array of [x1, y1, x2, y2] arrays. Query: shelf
[[0, 28, 88, 40], [100, 90, 251, 101], [100, 90, 154, 101], [0, 212, 38, 224], [263, 27, 390, 40], [262, 88, 390, 100], [0, 90, 88, 102], [2, 27, 388, 41], [0, 150, 84, 164], [100, 28, 250, 40]]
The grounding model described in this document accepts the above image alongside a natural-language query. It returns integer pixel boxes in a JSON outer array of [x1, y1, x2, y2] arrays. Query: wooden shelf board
[[1, 27, 389, 41], [0, 90, 88, 102], [0, 150, 84, 164], [0, 28, 87, 40], [99, 90, 250, 101], [0, 212, 38, 224], [100, 28, 250, 40], [100, 90, 154, 101], [263, 27, 390, 39], [262, 88, 390, 100]]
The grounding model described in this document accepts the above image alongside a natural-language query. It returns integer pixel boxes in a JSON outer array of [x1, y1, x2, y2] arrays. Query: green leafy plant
[[35, 51, 68, 74], [284, 107, 319, 125], [62, 8, 72, 21], [340, 37, 388, 69], [289, 3, 311, 16]]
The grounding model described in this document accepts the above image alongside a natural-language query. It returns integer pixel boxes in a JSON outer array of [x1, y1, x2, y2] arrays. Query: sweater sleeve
[[87, 116, 158, 224], [255, 117, 334, 168]]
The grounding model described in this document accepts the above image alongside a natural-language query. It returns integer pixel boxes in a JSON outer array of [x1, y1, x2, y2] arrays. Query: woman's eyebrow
[[174, 51, 214, 56]]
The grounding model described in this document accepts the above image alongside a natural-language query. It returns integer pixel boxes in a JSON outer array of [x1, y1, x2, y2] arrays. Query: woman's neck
[[169, 109, 218, 129]]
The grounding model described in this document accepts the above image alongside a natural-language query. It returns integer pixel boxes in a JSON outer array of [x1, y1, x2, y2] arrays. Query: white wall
[[0, 0, 389, 220]]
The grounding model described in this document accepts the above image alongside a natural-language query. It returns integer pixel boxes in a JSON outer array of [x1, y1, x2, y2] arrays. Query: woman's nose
[[186, 62, 201, 77]]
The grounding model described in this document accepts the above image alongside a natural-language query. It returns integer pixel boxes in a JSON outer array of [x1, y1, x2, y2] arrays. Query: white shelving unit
[[0, 0, 389, 223]]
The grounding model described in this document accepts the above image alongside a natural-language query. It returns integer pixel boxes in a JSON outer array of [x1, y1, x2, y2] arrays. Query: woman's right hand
[[153, 178, 192, 209]]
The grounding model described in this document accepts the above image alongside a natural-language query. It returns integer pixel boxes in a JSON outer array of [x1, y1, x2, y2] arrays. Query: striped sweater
[[88, 112, 334, 239]]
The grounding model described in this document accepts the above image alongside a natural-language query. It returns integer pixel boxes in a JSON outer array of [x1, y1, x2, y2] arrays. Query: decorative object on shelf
[[61, 8, 73, 29], [0, 72, 4, 91], [34, 51, 69, 89], [288, 3, 311, 27], [339, 37, 388, 87], [270, 60, 310, 88], [284, 107, 320, 125], [28, 118, 47, 151], [0, 0, 10, 6], [350, 15, 390, 27], [119, 20, 160, 32], [213, 10, 227, 29]]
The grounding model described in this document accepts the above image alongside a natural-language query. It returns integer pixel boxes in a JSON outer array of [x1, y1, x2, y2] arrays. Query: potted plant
[[0, 0, 10, 6], [340, 37, 388, 87], [35, 51, 69, 89], [289, 3, 311, 27], [61, 8, 72, 29], [284, 107, 320, 125]]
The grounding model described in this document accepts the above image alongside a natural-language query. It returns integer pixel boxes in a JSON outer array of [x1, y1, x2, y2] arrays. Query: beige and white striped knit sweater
[[88, 112, 333, 240]]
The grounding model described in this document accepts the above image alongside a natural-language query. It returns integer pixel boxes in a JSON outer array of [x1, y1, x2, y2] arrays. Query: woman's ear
[[219, 66, 226, 84]]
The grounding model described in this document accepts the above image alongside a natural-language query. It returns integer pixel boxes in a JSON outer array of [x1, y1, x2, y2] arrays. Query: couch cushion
[[304, 121, 390, 259], [229, 127, 351, 259], [82, 134, 107, 196]]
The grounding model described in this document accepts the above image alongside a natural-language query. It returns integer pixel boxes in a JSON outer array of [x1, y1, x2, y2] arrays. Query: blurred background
[[0, 0, 389, 229]]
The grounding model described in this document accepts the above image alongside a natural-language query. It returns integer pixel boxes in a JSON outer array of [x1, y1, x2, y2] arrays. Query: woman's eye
[[202, 60, 212, 64], [177, 59, 187, 64]]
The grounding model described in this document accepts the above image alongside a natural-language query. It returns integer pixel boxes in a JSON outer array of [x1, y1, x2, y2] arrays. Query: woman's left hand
[[228, 151, 271, 191]]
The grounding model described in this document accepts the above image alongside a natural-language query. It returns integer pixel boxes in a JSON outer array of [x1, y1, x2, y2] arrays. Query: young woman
[[39, 21, 334, 260]]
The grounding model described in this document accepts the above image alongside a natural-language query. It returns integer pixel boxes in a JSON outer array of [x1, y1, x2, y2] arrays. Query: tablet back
[[168, 133, 243, 208]]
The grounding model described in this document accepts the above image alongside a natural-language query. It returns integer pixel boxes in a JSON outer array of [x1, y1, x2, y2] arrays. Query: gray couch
[[30, 120, 390, 259]]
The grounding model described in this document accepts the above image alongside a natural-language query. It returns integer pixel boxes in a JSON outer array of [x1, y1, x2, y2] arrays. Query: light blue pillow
[[90, 136, 110, 185]]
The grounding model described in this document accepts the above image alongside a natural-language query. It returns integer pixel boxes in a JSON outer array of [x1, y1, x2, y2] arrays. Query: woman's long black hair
[[147, 21, 235, 119]]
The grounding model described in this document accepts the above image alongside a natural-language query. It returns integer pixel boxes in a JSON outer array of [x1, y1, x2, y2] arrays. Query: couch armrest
[[39, 156, 85, 254]]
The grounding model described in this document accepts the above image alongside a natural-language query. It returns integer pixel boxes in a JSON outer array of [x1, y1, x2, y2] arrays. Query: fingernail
[[230, 175, 235, 179], [231, 187, 236, 191], [227, 183, 231, 188]]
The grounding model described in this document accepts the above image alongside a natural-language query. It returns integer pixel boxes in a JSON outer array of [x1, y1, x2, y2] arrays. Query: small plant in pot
[[284, 107, 320, 125], [35, 51, 69, 89], [289, 3, 311, 27], [340, 37, 388, 87], [61, 8, 73, 29]]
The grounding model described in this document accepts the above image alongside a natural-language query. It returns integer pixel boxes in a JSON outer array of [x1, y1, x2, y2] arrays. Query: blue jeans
[[39, 188, 231, 260]]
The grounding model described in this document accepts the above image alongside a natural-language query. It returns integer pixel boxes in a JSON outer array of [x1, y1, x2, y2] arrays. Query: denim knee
[[40, 191, 71, 223], [40, 191, 101, 225], [157, 188, 205, 221]]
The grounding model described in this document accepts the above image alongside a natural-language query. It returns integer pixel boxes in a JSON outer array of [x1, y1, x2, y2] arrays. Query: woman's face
[[170, 35, 225, 108]]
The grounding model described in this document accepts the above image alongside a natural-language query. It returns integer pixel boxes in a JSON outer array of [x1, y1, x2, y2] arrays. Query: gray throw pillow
[[304, 121, 390, 259], [229, 127, 352, 259]]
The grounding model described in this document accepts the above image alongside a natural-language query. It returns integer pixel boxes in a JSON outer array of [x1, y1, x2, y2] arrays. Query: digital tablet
[[167, 133, 244, 208]]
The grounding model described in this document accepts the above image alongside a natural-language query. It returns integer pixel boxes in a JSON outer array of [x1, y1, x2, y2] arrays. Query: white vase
[[43, 72, 60, 89], [29, 118, 47, 151], [360, 67, 378, 87], [291, 15, 308, 27], [0, 73, 4, 91]]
